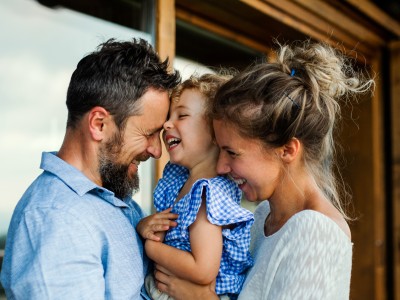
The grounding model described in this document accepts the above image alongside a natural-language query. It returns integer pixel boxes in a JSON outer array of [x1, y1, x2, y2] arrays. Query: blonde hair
[[171, 73, 232, 130], [211, 41, 374, 219]]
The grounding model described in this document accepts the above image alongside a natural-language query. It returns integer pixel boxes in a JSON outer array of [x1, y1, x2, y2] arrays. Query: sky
[[0, 0, 212, 236]]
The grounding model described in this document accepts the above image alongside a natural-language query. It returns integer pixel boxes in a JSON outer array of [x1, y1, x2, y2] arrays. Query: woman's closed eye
[[226, 150, 238, 157]]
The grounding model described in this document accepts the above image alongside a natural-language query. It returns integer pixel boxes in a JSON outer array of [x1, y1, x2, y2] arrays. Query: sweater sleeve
[[266, 211, 352, 300]]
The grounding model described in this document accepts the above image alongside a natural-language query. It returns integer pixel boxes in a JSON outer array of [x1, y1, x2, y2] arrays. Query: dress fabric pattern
[[238, 201, 353, 300], [154, 162, 254, 296]]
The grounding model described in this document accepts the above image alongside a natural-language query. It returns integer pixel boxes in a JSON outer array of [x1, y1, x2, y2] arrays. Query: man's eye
[[146, 131, 157, 137]]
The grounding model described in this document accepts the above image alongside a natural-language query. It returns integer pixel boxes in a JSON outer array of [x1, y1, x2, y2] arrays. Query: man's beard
[[98, 131, 140, 200]]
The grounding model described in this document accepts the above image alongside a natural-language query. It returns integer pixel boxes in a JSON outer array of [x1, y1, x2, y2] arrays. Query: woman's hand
[[136, 208, 178, 241], [154, 265, 219, 300]]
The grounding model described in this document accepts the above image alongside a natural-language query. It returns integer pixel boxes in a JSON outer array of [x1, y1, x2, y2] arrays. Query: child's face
[[163, 89, 216, 168]]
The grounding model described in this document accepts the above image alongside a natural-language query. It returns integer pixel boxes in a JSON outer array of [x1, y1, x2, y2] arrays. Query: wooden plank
[[293, 0, 385, 46], [176, 0, 275, 45], [239, 0, 374, 61], [155, 0, 175, 181], [391, 40, 400, 300], [156, 0, 176, 64], [263, 0, 373, 56], [343, 84, 375, 299], [370, 52, 387, 300], [176, 8, 273, 55], [346, 0, 400, 37]]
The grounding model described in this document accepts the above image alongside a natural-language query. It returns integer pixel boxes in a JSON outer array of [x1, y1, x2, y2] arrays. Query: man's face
[[99, 88, 170, 199]]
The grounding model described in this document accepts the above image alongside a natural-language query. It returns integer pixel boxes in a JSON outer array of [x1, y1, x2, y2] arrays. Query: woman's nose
[[216, 153, 230, 175]]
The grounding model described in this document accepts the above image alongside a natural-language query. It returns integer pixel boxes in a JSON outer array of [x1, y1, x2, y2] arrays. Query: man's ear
[[278, 138, 301, 163], [88, 106, 111, 141]]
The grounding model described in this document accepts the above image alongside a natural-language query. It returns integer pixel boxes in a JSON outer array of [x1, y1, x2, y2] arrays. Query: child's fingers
[[145, 232, 161, 242], [159, 208, 179, 219], [155, 213, 178, 221], [153, 224, 170, 231]]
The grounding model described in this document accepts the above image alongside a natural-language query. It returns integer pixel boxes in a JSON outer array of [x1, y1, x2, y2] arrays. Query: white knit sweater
[[238, 201, 352, 300]]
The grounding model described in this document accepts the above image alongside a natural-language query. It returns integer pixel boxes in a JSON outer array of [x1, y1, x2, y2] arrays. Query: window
[[0, 2, 154, 291]]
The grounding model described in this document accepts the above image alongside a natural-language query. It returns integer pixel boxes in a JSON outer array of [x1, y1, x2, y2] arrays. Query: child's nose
[[163, 120, 173, 130]]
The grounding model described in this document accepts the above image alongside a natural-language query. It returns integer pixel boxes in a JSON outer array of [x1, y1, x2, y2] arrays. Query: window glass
[[0, 0, 153, 254]]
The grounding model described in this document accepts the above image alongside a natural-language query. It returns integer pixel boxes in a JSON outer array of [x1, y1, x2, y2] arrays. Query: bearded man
[[1, 38, 180, 299]]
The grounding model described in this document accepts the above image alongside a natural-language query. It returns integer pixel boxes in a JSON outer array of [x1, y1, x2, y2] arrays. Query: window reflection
[[0, 0, 151, 247]]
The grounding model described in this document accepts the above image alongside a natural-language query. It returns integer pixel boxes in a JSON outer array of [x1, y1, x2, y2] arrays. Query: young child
[[137, 74, 254, 300]]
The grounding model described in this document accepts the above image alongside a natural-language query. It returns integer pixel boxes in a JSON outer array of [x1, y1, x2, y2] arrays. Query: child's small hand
[[137, 207, 178, 242]]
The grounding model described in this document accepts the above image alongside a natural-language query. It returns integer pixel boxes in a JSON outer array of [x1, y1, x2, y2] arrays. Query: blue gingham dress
[[154, 162, 254, 297]]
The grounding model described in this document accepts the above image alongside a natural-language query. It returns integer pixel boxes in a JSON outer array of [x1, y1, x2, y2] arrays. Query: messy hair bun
[[211, 41, 374, 219]]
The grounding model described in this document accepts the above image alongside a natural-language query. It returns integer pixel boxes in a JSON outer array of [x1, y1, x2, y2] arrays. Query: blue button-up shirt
[[1, 152, 149, 299]]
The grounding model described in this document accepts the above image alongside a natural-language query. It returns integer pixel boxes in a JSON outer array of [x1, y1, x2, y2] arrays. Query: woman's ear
[[88, 106, 110, 141], [279, 138, 301, 163]]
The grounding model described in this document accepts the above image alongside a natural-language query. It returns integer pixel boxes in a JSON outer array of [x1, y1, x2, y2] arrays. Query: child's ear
[[88, 106, 111, 141], [278, 138, 301, 163]]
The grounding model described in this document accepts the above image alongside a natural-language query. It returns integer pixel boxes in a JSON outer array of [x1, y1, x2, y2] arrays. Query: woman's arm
[[145, 192, 223, 284]]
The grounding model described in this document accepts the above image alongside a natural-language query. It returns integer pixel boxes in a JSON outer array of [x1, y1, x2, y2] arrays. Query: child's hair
[[211, 41, 374, 219], [171, 73, 232, 135]]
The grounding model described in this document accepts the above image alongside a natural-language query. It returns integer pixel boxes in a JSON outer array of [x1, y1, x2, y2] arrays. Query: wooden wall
[[391, 41, 400, 300], [155, 1, 400, 299]]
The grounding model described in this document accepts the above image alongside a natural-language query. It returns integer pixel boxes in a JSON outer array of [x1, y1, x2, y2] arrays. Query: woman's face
[[213, 119, 282, 202]]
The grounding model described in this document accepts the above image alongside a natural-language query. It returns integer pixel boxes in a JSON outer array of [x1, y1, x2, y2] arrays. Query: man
[[0, 38, 180, 299]]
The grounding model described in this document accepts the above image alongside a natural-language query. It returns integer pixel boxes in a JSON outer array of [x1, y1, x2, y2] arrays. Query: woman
[[154, 41, 374, 300]]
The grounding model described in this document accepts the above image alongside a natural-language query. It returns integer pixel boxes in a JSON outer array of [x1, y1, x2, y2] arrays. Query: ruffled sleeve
[[202, 176, 254, 295], [205, 176, 253, 226], [153, 162, 188, 212]]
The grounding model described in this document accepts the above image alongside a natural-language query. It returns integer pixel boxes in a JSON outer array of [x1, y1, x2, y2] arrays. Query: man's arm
[[2, 208, 105, 299]]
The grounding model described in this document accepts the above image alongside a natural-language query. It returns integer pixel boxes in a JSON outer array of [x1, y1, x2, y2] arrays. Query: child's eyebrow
[[174, 104, 187, 109]]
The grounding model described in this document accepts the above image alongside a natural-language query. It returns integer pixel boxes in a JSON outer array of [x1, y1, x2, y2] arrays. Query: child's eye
[[178, 114, 188, 119]]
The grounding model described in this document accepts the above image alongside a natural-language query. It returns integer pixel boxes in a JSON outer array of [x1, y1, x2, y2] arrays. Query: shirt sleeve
[[266, 212, 352, 300], [5, 208, 105, 300]]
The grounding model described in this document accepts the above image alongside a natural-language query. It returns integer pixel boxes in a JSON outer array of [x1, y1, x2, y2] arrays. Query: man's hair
[[66, 38, 181, 129]]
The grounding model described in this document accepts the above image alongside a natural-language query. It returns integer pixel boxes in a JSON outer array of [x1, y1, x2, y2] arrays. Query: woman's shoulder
[[285, 209, 352, 245]]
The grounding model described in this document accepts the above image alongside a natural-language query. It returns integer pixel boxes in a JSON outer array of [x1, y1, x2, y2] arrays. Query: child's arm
[[145, 191, 223, 285], [137, 208, 178, 242]]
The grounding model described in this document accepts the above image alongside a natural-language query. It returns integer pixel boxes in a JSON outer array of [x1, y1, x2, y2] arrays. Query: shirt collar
[[40, 151, 129, 208]]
